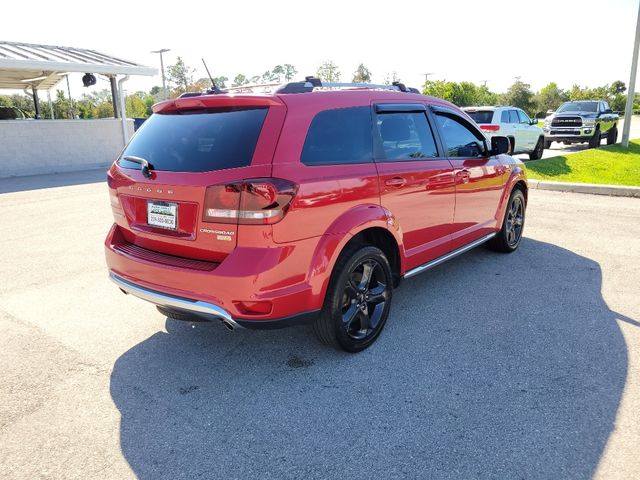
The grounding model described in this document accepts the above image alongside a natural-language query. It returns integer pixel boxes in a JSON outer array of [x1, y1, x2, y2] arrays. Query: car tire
[[589, 127, 601, 148], [544, 140, 552, 149], [607, 126, 618, 145], [312, 245, 393, 352], [529, 137, 544, 160], [489, 188, 526, 253]]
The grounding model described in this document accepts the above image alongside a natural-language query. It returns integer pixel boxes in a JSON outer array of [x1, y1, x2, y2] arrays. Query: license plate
[[147, 201, 177, 230]]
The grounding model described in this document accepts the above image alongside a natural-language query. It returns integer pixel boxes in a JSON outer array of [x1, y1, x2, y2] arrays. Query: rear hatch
[[108, 95, 286, 263]]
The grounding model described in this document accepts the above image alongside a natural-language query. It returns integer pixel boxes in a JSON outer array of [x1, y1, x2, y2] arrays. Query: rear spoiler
[[152, 95, 283, 114]]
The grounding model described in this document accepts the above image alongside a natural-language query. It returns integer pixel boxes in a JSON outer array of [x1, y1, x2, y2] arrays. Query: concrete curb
[[528, 179, 640, 198]]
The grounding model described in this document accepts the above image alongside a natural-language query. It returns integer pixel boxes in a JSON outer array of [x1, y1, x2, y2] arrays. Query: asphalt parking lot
[[1, 173, 639, 479]]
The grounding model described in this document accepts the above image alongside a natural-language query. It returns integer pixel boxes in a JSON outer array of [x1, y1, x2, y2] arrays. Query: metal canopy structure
[[0, 40, 157, 142], [0, 41, 156, 89]]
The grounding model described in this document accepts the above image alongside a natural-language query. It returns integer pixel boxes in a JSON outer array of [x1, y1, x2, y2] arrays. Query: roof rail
[[196, 76, 421, 95]]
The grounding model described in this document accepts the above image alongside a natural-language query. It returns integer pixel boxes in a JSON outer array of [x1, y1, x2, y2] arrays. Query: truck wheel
[[313, 245, 393, 352], [607, 126, 618, 145], [544, 140, 552, 149], [529, 137, 544, 160], [489, 188, 526, 253], [589, 128, 601, 149]]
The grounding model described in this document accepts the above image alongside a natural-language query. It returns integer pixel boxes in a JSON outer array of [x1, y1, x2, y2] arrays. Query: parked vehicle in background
[[105, 79, 527, 352], [543, 100, 619, 149], [0, 106, 27, 120], [463, 106, 545, 160]]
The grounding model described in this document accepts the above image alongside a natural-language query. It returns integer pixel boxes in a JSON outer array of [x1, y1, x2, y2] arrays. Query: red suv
[[105, 79, 527, 352]]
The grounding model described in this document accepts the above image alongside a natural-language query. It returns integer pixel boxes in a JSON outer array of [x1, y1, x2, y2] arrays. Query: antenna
[[202, 58, 224, 94]]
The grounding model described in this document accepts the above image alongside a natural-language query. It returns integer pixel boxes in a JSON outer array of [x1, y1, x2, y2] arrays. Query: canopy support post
[[118, 75, 130, 146], [109, 75, 120, 118], [32, 87, 41, 119]]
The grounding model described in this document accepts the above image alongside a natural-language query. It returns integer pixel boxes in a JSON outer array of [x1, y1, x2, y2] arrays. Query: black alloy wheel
[[505, 194, 525, 248], [313, 245, 393, 352], [489, 188, 526, 253], [340, 259, 389, 341]]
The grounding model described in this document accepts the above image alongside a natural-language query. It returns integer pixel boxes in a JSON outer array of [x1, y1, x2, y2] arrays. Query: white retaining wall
[[0, 119, 134, 178]]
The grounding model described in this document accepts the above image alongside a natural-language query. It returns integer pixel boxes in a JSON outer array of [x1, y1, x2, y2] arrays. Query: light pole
[[151, 48, 170, 100], [622, 1, 640, 147], [422, 73, 434, 86]]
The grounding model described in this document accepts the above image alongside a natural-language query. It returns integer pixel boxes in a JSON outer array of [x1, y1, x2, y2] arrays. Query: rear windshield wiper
[[122, 155, 153, 179]]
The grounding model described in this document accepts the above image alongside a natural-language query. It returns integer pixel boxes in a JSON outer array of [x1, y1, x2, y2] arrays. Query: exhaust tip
[[221, 320, 234, 331]]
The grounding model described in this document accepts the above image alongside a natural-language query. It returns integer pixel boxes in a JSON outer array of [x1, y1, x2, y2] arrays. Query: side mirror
[[546, 109, 555, 115], [530, 118, 538, 125], [490, 136, 510, 156], [603, 109, 613, 114]]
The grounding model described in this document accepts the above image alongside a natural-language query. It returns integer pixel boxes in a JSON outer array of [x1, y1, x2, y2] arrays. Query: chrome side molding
[[403, 233, 497, 280]]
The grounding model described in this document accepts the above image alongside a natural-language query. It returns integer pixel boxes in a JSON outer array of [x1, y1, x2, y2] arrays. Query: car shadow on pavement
[[110, 238, 628, 480]]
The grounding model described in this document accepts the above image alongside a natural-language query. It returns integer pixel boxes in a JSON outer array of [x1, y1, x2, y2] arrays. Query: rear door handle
[[456, 168, 470, 176], [385, 177, 406, 187]]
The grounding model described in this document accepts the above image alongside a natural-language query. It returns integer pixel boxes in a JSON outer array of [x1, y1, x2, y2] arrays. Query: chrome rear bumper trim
[[403, 232, 497, 280], [110, 273, 242, 329]]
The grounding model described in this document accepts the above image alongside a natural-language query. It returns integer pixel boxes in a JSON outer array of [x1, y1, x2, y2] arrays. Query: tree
[[501, 80, 535, 115], [271, 65, 285, 82], [316, 61, 341, 82], [211, 76, 228, 88], [352, 63, 372, 83], [126, 95, 147, 118], [249, 75, 261, 84], [149, 86, 161, 96], [167, 57, 195, 95], [232, 74, 249, 86], [535, 82, 567, 115], [283, 64, 297, 81], [261, 70, 275, 83], [611, 80, 626, 94]]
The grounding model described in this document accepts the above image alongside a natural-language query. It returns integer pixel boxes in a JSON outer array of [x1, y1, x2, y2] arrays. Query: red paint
[[105, 90, 527, 324]]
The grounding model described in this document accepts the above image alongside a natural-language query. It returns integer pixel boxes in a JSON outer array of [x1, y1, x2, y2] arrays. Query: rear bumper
[[105, 223, 322, 326], [110, 273, 317, 329]]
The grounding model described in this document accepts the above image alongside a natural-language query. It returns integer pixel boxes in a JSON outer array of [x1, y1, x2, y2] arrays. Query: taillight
[[480, 124, 500, 132], [203, 178, 298, 225]]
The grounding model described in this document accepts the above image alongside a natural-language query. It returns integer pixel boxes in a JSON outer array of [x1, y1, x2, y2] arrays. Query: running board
[[403, 233, 496, 280]]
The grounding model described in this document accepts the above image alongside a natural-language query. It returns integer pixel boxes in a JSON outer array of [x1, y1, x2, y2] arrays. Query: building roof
[[0, 41, 157, 90]]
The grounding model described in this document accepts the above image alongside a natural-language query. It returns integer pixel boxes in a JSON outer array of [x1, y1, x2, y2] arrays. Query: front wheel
[[607, 126, 618, 145], [313, 245, 393, 352], [489, 188, 526, 253], [529, 137, 544, 160]]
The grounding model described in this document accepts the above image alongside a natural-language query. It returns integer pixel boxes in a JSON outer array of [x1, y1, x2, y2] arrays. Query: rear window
[[118, 108, 268, 173], [301, 106, 373, 165], [465, 110, 494, 124]]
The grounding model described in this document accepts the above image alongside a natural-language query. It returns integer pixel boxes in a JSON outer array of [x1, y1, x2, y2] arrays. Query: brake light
[[203, 178, 298, 225], [480, 124, 500, 132]]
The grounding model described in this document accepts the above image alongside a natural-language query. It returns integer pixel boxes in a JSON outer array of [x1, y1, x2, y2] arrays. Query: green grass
[[527, 139, 640, 186]]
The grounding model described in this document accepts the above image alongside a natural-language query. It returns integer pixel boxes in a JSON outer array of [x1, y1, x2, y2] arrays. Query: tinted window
[[557, 102, 598, 113], [508, 110, 520, 123], [301, 107, 373, 165], [435, 113, 485, 158], [466, 110, 494, 124], [500, 110, 509, 123], [517, 110, 531, 124], [118, 108, 268, 173], [375, 112, 438, 160]]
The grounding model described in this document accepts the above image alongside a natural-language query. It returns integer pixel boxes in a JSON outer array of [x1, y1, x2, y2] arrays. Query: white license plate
[[147, 201, 177, 230]]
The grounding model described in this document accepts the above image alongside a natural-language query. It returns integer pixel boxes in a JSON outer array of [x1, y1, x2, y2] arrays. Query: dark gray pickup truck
[[543, 100, 619, 149]]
